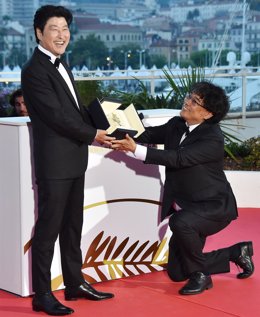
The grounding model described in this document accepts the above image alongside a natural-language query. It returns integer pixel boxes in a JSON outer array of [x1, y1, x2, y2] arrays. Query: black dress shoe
[[179, 272, 213, 295], [234, 241, 254, 279], [32, 292, 74, 315], [65, 282, 114, 301]]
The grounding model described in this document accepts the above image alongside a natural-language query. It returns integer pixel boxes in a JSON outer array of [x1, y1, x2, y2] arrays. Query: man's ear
[[204, 111, 213, 120], [36, 28, 42, 42]]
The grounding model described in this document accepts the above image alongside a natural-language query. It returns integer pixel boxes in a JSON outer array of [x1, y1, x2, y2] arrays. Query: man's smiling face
[[180, 93, 213, 125], [36, 16, 70, 57]]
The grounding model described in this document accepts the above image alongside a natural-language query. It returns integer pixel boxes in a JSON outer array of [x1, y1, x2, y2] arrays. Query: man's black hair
[[33, 5, 73, 44], [190, 81, 230, 123]]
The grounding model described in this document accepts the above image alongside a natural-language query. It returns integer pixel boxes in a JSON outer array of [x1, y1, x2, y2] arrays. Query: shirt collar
[[186, 122, 200, 132], [38, 45, 59, 64]]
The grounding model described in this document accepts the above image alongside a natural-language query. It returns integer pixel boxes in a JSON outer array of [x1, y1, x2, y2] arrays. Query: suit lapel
[[54, 60, 82, 113], [35, 48, 82, 113], [174, 119, 188, 147], [61, 60, 86, 114], [181, 122, 211, 145]]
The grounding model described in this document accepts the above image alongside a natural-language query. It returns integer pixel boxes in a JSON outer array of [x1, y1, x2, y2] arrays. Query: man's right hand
[[111, 134, 137, 153], [95, 129, 115, 146]]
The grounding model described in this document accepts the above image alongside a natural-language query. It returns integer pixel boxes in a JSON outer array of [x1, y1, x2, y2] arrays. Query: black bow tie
[[54, 58, 61, 68]]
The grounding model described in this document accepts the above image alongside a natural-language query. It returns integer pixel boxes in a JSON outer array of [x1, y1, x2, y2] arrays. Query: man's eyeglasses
[[184, 93, 204, 108]]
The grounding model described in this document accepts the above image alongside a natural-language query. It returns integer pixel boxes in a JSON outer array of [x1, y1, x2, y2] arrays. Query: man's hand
[[95, 130, 115, 146], [111, 134, 137, 153]]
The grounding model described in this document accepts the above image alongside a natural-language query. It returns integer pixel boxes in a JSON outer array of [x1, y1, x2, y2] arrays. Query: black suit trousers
[[32, 176, 85, 293], [167, 210, 231, 282]]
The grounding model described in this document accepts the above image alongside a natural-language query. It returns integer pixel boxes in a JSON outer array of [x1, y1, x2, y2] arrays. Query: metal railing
[[1, 66, 260, 125]]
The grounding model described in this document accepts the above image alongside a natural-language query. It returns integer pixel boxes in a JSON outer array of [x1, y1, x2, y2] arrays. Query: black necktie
[[54, 58, 61, 68], [184, 125, 190, 137], [180, 125, 190, 144]]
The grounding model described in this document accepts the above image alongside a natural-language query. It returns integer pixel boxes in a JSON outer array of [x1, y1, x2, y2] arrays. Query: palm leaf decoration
[[82, 231, 168, 283]]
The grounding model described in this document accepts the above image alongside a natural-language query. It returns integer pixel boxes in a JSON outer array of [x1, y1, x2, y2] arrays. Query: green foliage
[[7, 48, 27, 67], [149, 55, 168, 69], [190, 50, 208, 67], [247, 52, 260, 67], [4, 106, 14, 116], [111, 44, 142, 69], [225, 140, 251, 158], [70, 34, 108, 69], [243, 137, 260, 170], [190, 49, 230, 67], [115, 79, 175, 110], [162, 67, 206, 107], [179, 59, 196, 68], [114, 67, 206, 110], [224, 137, 260, 170], [221, 122, 244, 159], [75, 80, 103, 106]]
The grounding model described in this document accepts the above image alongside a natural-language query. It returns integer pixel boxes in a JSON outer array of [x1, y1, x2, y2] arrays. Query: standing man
[[111, 81, 254, 295], [22, 5, 114, 316]]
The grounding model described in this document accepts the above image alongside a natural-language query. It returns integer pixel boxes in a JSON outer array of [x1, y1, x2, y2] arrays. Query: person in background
[[9, 88, 29, 116], [111, 81, 254, 296], [21, 5, 114, 316]]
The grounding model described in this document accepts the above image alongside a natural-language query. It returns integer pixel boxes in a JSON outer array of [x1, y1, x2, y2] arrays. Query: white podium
[[1, 109, 259, 297], [0, 110, 178, 296]]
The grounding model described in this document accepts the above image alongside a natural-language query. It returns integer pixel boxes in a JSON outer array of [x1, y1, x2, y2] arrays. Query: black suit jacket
[[137, 116, 238, 222], [21, 48, 97, 179]]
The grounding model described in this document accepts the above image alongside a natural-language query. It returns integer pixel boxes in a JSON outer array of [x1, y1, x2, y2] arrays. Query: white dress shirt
[[38, 45, 79, 108]]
